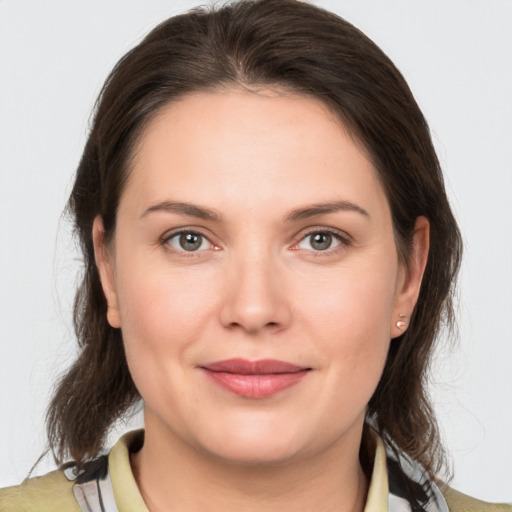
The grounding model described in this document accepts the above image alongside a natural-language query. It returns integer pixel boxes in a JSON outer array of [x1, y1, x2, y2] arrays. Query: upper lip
[[201, 358, 310, 375]]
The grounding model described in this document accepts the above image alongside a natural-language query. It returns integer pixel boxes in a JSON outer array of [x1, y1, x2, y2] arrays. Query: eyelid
[[302, 226, 353, 241], [159, 225, 352, 254], [160, 227, 220, 253], [290, 226, 353, 252]]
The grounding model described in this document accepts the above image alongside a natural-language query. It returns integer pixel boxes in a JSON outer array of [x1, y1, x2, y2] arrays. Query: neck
[[131, 416, 369, 512]]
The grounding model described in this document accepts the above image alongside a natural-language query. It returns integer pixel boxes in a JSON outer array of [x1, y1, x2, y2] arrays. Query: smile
[[199, 358, 311, 399]]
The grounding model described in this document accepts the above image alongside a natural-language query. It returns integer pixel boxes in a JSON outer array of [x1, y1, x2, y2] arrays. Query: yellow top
[[1, 430, 510, 511]]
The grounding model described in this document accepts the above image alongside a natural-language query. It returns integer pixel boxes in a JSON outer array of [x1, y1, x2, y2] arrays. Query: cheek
[[114, 262, 222, 423], [296, 258, 396, 397], [298, 257, 397, 339], [114, 258, 218, 366]]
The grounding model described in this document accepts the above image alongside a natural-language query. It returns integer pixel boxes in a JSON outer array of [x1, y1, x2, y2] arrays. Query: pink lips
[[200, 358, 310, 399]]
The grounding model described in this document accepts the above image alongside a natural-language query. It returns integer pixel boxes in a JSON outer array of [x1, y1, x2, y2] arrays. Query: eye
[[166, 231, 211, 252], [297, 230, 344, 252]]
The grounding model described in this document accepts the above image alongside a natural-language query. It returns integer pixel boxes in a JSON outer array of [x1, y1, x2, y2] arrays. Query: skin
[[94, 89, 429, 512]]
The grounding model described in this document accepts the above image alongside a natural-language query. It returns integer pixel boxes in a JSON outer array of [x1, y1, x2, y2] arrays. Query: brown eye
[[167, 231, 209, 252]]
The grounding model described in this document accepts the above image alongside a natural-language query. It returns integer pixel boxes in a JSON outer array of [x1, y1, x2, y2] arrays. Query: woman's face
[[95, 89, 427, 465]]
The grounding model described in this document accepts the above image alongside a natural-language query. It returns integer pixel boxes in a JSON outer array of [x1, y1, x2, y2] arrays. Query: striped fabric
[[64, 429, 449, 512]]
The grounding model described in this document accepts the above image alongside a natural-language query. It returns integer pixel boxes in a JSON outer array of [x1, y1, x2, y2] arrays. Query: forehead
[[122, 89, 389, 221]]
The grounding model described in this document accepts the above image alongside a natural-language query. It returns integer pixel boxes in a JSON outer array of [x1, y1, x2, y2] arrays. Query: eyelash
[[160, 227, 352, 256], [292, 228, 353, 255], [161, 229, 218, 256]]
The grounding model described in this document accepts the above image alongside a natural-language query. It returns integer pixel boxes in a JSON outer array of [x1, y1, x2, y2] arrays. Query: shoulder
[[379, 432, 511, 512], [441, 485, 512, 512], [0, 431, 143, 512], [0, 469, 80, 512]]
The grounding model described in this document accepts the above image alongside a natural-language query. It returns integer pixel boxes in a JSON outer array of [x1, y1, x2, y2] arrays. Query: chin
[[193, 418, 312, 467], [206, 439, 303, 467]]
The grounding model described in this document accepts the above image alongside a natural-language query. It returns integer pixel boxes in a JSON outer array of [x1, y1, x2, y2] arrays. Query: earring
[[396, 313, 407, 328]]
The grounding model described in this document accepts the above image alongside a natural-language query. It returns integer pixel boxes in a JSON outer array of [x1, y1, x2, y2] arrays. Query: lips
[[200, 358, 310, 399]]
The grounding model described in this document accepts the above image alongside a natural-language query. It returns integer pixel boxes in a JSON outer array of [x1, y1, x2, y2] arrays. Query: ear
[[390, 216, 430, 339], [92, 216, 121, 328]]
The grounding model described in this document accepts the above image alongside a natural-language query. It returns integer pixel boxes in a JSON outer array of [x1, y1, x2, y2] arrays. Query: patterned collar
[[64, 429, 449, 512]]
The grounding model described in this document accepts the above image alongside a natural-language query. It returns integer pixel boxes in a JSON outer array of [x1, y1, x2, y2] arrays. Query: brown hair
[[47, 0, 462, 480]]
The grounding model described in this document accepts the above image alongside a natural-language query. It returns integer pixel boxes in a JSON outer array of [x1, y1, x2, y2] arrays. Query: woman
[[1, 0, 510, 510]]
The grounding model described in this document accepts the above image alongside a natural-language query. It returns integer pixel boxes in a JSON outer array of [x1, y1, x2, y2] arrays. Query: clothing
[[1, 430, 509, 512]]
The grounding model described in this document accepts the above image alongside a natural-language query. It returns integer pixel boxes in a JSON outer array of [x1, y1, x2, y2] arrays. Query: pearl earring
[[396, 313, 407, 328]]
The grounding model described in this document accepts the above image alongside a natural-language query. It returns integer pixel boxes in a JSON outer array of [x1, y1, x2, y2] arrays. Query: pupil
[[312, 233, 331, 251], [180, 233, 202, 251]]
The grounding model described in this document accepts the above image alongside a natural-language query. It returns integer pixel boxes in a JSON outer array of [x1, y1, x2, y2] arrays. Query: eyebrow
[[284, 201, 370, 222], [141, 201, 222, 222], [140, 199, 369, 223]]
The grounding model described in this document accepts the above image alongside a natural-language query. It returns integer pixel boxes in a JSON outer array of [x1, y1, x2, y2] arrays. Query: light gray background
[[1, 0, 511, 502]]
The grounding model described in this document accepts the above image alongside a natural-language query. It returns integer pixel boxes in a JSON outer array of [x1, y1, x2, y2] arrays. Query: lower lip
[[201, 369, 309, 399]]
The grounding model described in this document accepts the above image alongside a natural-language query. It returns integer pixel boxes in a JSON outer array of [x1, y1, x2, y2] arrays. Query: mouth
[[199, 358, 311, 399]]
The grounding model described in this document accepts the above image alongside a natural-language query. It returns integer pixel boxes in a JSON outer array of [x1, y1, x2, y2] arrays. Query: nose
[[219, 249, 292, 334]]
